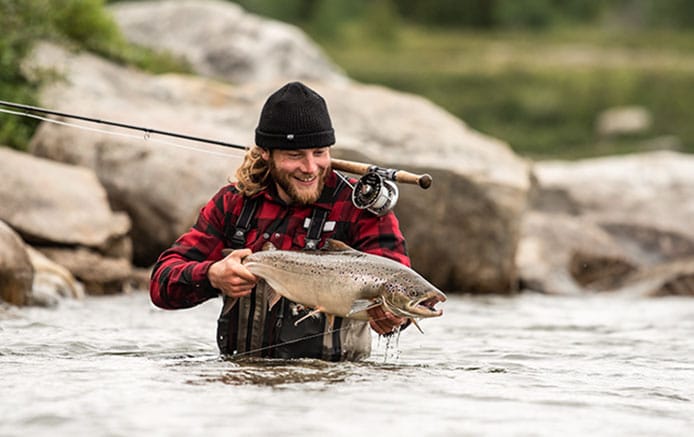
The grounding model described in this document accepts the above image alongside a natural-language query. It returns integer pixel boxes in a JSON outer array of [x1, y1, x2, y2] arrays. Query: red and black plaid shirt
[[150, 170, 410, 309]]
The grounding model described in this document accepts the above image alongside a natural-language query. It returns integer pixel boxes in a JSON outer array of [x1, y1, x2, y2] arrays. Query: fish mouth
[[406, 290, 447, 318]]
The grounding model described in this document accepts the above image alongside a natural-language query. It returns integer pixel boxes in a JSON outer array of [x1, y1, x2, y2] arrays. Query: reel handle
[[330, 158, 432, 189]]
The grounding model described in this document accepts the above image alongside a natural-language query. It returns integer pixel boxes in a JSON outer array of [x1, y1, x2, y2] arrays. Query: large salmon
[[235, 239, 446, 328]]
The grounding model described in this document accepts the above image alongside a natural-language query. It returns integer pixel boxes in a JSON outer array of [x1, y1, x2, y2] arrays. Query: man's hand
[[367, 305, 407, 336], [208, 248, 258, 298]]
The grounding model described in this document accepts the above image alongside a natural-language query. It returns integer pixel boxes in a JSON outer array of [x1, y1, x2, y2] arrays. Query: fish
[[224, 239, 446, 331]]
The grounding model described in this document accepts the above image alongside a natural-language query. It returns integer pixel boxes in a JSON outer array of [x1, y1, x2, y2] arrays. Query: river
[[1, 291, 693, 437]]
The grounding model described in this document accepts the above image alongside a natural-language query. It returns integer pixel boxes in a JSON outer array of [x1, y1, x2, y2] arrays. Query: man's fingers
[[230, 263, 257, 283], [367, 305, 406, 335]]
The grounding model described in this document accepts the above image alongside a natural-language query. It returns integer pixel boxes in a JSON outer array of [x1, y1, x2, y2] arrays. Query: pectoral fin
[[409, 318, 424, 334], [294, 307, 325, 326], [346, 299, 382, 317], [266, 288, 281, 311]]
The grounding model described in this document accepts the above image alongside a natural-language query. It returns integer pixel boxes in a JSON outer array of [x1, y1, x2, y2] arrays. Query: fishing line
[[0, 106, 247, 159]]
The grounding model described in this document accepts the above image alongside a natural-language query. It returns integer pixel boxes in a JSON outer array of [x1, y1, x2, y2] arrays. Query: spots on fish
[[245, 247, 446, 319]]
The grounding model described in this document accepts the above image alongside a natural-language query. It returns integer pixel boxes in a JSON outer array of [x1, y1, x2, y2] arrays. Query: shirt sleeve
[[351, 209, 411, 268], [149, 187, 233, 309]]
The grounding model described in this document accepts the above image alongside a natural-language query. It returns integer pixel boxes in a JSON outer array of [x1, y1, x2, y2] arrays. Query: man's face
[[262, 147, 331, 205]]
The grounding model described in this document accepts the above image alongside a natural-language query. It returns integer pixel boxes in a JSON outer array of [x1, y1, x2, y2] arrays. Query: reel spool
[[351, 171, 400, 216]]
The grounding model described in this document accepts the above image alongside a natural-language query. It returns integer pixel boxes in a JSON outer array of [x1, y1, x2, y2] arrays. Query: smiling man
[[150, 82, 411, 361]]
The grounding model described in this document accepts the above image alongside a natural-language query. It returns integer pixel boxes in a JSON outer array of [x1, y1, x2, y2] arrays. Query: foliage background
[[2, 0, 694, 158]]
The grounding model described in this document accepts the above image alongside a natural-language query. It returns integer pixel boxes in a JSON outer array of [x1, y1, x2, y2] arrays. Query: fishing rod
[[0, 99, 433, 215]]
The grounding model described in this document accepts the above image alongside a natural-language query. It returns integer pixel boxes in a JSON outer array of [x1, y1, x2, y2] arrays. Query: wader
[[216, 184, 371, 361]]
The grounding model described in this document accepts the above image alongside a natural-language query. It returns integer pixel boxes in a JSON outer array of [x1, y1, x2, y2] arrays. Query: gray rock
[[0, 220, 33, 306], [38, 247, 135, 295], [26, 246, 84, 301], [523, 151, 694, 295], [534, 151, 694, 259], [596, 105, 652, 137], [0, 147, 130, 250], [616, 258, 694, 297], [319, 83, 532, 292], [110, 0, 346, 85], [516, 212, 636, 294], [26, 43, 531, 294]]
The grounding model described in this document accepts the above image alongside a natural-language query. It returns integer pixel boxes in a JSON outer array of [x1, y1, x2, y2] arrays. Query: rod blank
[[0, 99, 433, 189]]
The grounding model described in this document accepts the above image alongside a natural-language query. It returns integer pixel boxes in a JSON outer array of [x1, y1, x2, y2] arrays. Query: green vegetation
[[3, 0, 694, 158], [316, 25, 694, 158], [0, 0, 189, 150], [232, 0, 694, 159]]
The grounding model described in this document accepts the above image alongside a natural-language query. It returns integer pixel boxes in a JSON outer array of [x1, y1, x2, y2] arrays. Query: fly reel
[[351, 170, 400, 216]]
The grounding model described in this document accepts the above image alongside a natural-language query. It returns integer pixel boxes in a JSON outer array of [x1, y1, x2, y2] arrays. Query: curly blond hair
[[234, 146, 271, 196]]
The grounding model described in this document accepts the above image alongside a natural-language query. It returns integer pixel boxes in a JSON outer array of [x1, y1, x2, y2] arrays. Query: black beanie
[[255, 81, 335, 150]]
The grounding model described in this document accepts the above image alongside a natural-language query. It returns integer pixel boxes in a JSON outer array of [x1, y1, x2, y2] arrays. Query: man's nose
[[300, 155, 318, 173]]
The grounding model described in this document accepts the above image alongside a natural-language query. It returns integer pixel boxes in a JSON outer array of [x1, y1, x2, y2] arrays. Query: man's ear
[[259, 148, 270, 161]]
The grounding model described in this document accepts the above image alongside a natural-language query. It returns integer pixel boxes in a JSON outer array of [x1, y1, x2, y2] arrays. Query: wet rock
[[568, 250, 636, 290], [37, 247, 134, 295], [0, 220, 33, 306], [110, 0, 346, 85], [516, 212, 636, 294], [615, 258, 694, 297], [26, 246, 84, 303]]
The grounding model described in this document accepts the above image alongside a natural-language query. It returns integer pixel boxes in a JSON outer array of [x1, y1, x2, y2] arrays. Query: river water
[[1, 291, 693, 437]]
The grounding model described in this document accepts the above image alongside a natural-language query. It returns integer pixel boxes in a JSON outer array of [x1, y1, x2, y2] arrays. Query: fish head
[[380, 272, 447, 319]]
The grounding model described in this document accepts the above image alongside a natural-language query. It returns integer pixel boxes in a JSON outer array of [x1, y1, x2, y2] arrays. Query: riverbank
[[317, 25, 694, 159]]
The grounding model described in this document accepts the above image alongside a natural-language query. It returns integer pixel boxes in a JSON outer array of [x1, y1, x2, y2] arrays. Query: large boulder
[[516, 211, 636, 294], [523, 151, 694, 295], [0, 146, 138, 294], [0, 147, 130, 251], [26, 43, 246, 265], [27, 43, 531, 293], [0, 220, 33, 306], [110, 0, 346, 85], [26, 246, 84, 301], [320, 85, 532, 293]]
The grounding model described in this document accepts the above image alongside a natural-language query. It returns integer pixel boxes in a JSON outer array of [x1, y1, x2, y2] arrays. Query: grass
[[315, 24, 694, 159]]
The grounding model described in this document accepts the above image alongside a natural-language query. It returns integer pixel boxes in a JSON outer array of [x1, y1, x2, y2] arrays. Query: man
[[150, 81, 410, 361]]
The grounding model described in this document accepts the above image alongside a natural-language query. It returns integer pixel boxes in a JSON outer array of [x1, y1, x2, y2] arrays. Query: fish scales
[[244, 250, 386, 318]]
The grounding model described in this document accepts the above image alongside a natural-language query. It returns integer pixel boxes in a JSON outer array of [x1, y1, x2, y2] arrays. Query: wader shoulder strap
[[304, 207, 329, 250], [304, 173, 346, 250], [230, 196, 260, 249], [217, 195, 261, 356]]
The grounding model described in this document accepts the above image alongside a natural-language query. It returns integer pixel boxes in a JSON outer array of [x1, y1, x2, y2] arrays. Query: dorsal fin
[[321, 239, 353, 252]]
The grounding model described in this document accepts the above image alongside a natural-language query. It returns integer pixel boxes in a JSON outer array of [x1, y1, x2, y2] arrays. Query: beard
[[269, 158, 328, 205]]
